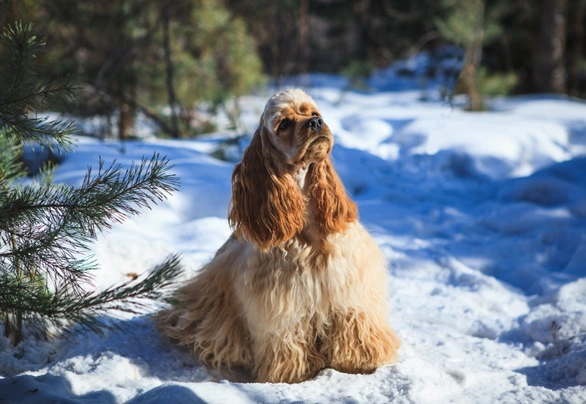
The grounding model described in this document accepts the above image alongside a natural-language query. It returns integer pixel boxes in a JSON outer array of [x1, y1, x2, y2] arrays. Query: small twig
[[0, 369, 17, 383]]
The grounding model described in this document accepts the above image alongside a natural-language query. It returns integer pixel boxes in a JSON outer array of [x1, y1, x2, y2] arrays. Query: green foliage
[[435, 0, 503, 46], [139, 0, 265, 130], [341, 60, 374, 90], [0, 22, 80, 151], [36, 0, 265, 138], [0, 22, 182, 344], [0, 130, 25, 185], [477, 67, 518, 97], [434, 0, 512, 110], [453, 67, 518, 98]]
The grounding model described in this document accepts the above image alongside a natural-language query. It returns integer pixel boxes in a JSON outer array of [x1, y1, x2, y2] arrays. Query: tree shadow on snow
[[0, 373, 117, 404], [41, 313, 258, 385], [0, 313, 260, 403], [47, 314, 213, 384]]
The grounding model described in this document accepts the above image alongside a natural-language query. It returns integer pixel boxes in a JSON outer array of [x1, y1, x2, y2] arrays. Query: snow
[[2, 74, 586, 403]]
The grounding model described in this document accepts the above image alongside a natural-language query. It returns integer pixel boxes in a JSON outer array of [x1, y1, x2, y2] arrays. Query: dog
[[156, 89, 400, 383]]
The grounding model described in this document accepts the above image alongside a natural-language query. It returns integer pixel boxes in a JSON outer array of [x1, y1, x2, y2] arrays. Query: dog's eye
[[312, 113, 319, 117], [279, 119, 290, 130]]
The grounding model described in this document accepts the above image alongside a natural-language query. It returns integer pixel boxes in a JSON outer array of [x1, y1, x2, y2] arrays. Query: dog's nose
[[308, 117, 324, 130]]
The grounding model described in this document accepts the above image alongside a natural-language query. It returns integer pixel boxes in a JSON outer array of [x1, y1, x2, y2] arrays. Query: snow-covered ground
[[2, 70, 586, 403]]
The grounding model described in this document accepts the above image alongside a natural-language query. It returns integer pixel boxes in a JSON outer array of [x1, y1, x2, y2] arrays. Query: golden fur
[[155, 89, 400, 383]]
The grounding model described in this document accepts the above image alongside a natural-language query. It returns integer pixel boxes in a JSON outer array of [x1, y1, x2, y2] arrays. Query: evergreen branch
[[71, 254, 183, 309], [0, 152, 178, 230], [0, 74, 82, 109], [0, 115, 77, 151], [0, 153, 179, 292], [0, 20, 185, 344], [0, 22, 41, 99], [0, 22, 80, 152], [0, 130, 25, 185], [0, 254, 183, 333]]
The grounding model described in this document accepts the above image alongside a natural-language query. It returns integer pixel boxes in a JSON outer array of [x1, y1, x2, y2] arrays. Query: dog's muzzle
[[307, 117, 324, 131]]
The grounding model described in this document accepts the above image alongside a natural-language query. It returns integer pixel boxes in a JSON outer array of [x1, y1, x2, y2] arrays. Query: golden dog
[[156, 89, 400, 383]]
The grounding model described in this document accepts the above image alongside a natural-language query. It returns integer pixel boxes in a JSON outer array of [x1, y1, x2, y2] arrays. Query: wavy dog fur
[[156, 89, 400, 383]]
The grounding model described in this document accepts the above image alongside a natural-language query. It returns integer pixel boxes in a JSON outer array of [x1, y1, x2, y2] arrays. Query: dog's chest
[[242, 235, 360, 309]]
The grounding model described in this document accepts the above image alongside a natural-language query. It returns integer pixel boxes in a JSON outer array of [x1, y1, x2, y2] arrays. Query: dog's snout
[[308, 117, 324, 130]]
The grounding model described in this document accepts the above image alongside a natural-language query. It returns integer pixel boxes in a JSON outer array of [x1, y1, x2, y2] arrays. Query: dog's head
[[260, 89, 333, 168], [229, 89, 357, 250]]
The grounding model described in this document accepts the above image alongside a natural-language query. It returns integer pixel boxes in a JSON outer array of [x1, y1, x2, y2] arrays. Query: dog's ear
[[229, 125, 306, 250], [309, 156, 358, 237]]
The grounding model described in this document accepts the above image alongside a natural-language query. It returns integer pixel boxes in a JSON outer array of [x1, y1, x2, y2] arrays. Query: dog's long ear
[[309, 156, 358, 237], [228, 126, 306, 250]]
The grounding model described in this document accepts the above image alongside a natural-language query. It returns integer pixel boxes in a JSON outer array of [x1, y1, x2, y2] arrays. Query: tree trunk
[[464, 0, 485, 111], [462, 62, 483, 111], [118, 100, 134, 140], [162, 0, 180, 139], [566, 1, 585, 97], [298, 0, 309, 75], [534, 0, 567, 93]]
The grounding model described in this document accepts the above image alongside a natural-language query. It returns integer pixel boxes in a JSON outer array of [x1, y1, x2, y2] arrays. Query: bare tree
[[462, 0, 485, 111], [566, 0, 585, 97], [534, 0, 567, 93], [162, 0, 181, 138]]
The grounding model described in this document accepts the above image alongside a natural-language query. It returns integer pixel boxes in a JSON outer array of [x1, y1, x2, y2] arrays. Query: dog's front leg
[[236, 283, 326, 383], [322, 310, 400, 374], [251, 328, 326, 383]]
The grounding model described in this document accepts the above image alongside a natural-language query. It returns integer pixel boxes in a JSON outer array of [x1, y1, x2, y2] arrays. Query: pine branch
[[0, 115, 77, 152], [0, 22, 41, 98], [0, 152, 178, 229], [0, 254, 183, 335], [0, 131, 25, 185], [0, 22, 80, 151], [71, 254, 183, 310], [0, 153, 179, 288], [0, 74, 82, 109], [0, 21, 184, 343]]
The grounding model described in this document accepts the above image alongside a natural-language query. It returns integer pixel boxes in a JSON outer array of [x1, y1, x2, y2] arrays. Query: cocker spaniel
[[156, 89, 400, 383]]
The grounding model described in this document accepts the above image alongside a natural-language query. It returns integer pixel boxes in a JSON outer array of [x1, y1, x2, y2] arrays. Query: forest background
[[1, 0, 583, 140]]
